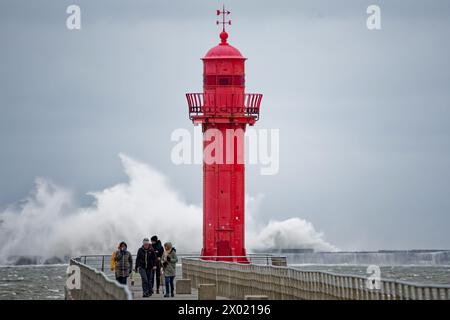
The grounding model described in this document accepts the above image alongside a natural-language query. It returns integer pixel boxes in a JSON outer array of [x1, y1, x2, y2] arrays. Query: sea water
[[0, 264, 66, 300], [1, 264, 449, 300], [292, 264, 450, 285]]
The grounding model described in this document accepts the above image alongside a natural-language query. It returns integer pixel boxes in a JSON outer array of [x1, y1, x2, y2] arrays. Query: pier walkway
[[128, 265, 228, 300], [66, 254, 450, 300]]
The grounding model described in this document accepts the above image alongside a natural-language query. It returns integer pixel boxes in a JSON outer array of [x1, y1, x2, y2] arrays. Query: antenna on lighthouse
[[216, 5, 231, 33]]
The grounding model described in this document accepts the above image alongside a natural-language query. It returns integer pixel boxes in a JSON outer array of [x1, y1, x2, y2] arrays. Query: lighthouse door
[[216, 240, 231, 259]]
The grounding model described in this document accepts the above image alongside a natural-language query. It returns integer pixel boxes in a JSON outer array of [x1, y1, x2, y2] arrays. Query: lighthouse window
[[218, 76, 232, 85], [203, 75, 216, 86], [233, 75, 245, 86], [204, 75, 244, 86]]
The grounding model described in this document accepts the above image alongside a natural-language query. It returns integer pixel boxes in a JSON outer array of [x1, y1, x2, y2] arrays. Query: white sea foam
[[0, 153, 336, 264]]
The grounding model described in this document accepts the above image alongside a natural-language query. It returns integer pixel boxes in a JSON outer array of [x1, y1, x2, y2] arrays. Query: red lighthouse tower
[[186, 7, 262, 262]]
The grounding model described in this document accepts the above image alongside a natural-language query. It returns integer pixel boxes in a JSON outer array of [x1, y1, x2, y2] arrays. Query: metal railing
[[186, 93, 262, 120], [75, 253, 286, 275], [182, 258, 450, 300]]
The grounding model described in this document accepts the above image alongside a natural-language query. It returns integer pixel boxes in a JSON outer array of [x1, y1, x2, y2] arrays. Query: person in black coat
[[151, 235, 164, 294], [135, 238, 156, 297]]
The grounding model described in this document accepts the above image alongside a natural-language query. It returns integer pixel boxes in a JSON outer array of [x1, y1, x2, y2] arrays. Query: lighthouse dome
[[203, 31, 245, 59]]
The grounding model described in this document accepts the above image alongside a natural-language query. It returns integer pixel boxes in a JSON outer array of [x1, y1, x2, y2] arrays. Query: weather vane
[[216, 5, 231, 32]]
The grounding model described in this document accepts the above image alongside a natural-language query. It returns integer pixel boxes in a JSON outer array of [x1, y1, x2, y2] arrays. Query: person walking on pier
[[162, 242, 178, 298], [135, 238, 157, 298], [151, 235, 163, 294], [114, 241, 133, 285]]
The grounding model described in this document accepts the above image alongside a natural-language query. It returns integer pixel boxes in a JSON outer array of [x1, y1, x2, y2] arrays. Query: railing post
[[354, 278, 360, 300], [390, 281, 396, 300], [424, 287, 431, 300], [402, 284, 409, 300], [438, 288, 445, 300], [396, 282, 403, 300], [431, 287, 439, 300]]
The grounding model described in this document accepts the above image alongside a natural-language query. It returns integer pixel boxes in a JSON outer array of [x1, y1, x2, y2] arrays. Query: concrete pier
[[182, 258, 450, 300], [66, 255, 450, 300], [66, 259, 132, 300], [66, 258, 228, 300]]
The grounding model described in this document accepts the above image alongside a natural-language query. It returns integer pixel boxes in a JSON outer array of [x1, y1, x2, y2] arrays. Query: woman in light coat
[[162, 242, 178, 297]]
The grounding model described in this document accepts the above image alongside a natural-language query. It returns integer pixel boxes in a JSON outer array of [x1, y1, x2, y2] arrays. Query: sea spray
[[0, 153, 336, 264]]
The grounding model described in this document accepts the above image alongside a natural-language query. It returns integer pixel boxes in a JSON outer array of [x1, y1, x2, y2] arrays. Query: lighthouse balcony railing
[[186, 93, 262, 120]]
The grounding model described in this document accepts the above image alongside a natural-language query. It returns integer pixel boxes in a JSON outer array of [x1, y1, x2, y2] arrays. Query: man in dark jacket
[[135, 238, 156, 297], [151, 235, 164, 294]]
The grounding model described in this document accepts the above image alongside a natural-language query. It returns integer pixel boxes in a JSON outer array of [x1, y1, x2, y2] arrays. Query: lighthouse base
[[201, 245, 249, 264]]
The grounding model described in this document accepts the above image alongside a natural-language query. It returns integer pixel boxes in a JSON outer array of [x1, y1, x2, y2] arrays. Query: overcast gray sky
[[1, 0, 450, 251]]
